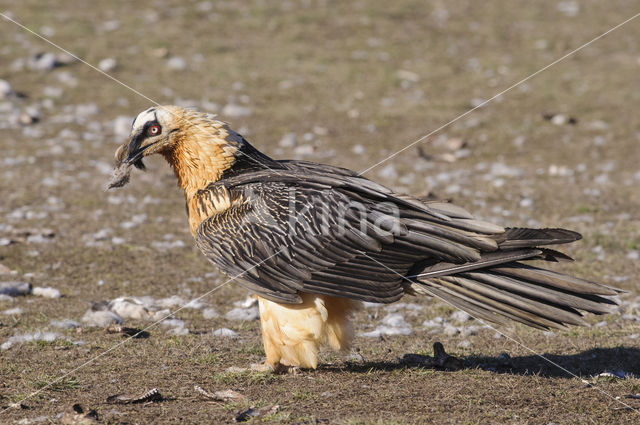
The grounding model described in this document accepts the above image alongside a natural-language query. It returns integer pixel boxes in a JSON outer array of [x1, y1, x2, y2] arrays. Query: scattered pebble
[[443, 324, 459, 336], [202, 307, 220, 319], [29, 52, 58, 71], [0, 281, 32, 297], [32, 286, 61, 299], [222, 103, 252, 118], [98, 57, 117, 72], [0, 78, 14, 98], [2, 307, 23, 315], [50, 319, 81, 329], [81, 310, 123, 327], [278, 132, 297, 148], [167, 56, 187, 71], [108, 297, 151, 320], [1, 330, 63, 350], [450, 310, 472, 323], [212, 328, 239, 338], [224, 306, 259, 321]]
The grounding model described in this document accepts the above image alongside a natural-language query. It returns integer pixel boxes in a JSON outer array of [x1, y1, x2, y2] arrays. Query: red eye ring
[[148, 125, 161, 136]]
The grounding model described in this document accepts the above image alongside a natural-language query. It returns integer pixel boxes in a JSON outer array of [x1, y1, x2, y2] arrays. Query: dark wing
[[195, 166, 621, 329], [194, 167, 501, 304]]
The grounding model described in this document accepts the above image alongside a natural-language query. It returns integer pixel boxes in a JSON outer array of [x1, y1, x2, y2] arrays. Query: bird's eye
[[147, 125, 161, 136]]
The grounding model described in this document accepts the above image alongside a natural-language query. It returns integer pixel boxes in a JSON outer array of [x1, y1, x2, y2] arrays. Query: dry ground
[[1, 0, 640, 423]]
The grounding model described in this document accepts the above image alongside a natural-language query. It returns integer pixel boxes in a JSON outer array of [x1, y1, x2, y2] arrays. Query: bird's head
[[109, 105, 273, 193], [114, 105, 187, 170]]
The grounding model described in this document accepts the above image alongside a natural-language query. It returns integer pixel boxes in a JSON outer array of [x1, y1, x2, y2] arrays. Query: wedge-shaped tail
[[412, 233, 622, 330]]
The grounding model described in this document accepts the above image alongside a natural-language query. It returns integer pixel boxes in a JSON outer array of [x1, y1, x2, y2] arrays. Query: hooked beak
[[115, 134, 160, 170]]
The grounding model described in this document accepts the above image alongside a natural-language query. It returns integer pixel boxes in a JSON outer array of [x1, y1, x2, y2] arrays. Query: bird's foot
[[250, 360, 302, 374]]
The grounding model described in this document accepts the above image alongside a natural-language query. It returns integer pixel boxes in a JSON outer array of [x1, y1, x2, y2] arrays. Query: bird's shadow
[[320, 345, 640, 379]]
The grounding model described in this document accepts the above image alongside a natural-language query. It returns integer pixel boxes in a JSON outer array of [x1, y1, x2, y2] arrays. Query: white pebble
[[202, 307, 219, 319], [450, 310, 472, 323], [377, 164, 398, 180], [167, 56, 187, 71], [50, 319, 80, 329], [2, 307, 23, 315], [98, 57, 117, 72], [30, 52, 57, 71], [161, 318, 185, 328], [169, 326, 189, 336], [443, 324, 459, 336], [0, 79, 13, 98], [81, 310, 122, 327], [212, 328, 239, 338], [109, 298, 150, 320], [457, 340, 471, 349], [380, 313, 409, 328], [32, 286, 61, 299], [293, 144, 314, 156], [352, 144, 365, 154], [1, 330, 62, 350], [359, 325, 412, 338], [222, 103, 252, 118], [225, 306, 260, 321], [278, 132, 297, 148]]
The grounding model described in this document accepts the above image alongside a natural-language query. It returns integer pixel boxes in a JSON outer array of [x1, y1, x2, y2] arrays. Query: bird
[[110, 105, 622, 371]]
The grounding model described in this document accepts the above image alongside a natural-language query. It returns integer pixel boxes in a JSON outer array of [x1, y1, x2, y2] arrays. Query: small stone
[[346, 352, 365, 363], [98, 58, 117, 72], [1, 330, 62, 350], [396, 69, 420, 82], [626, 251, 639, 260], [108, 298, 150, 320], [222, 103, 252, 118], [0, 79, 13, 98], [450, 310, 471, 323], [443, 324, 459, 336], [278, 132, 297, 148], [0, 281, 32, 297], [212, 328, 239, 338], [380, 313, 409, 328], [0, 264, 12, 274], [82, 310, 123, 327], [377, 164, 398, 180], [167, 56, 187, 71], [160, 319, 185, 328], [293, 144, 314, 156], [359, 325, 412, 338], [32, 287, 61, 298], [457, 340, 471, 349], [557, 1, 579, 17], [169, 327, 189, 336], [29, 52, 57, 71], [202, 307, 219, 319], [224, 306, 259, 321], [50, 319, 81, 329], [2, 307, 23, 315], [352, 144, 365, 155]]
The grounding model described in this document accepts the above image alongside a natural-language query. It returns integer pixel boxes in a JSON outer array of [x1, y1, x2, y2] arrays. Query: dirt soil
[[1, 1, 640, 424]]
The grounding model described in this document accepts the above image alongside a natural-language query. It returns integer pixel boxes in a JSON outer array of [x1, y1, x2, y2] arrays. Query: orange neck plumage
[[162, 125, 237, 196], [161, 126, 239, 234]]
